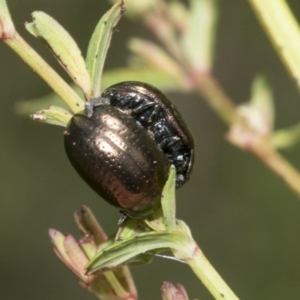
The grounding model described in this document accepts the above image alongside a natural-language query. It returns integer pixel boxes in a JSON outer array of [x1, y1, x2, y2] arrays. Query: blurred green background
[[1, 1, 300, 299]]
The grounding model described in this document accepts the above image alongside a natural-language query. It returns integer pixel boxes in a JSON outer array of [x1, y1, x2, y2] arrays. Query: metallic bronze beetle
[[64, 82, 194, 218]]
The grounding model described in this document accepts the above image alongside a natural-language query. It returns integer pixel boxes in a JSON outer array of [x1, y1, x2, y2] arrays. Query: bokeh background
[[1, 1, 300, 299]]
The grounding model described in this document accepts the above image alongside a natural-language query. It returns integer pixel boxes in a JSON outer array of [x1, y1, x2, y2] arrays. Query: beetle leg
[[159, 136, 179, 149], [134, 104, 163, 127], [145, 104, 162, 124], [157, 135, 188, 176], [85, 97, 111, 117], [150, 121, 172, 141]]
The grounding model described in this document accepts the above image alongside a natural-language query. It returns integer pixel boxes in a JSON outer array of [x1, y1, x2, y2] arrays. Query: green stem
[[250, 138, 300, 196], [174, 239, 239, 300], [144, 1, 185, 64], [189, 249, 239, 300], [249, 0, 300, 91], [193, 72, 300, 197], [3, 33, 85, 113], [104, 271, 131, 298]]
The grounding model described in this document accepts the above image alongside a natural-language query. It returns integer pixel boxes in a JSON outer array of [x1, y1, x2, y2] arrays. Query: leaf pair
[[25, 0, 125, 126]]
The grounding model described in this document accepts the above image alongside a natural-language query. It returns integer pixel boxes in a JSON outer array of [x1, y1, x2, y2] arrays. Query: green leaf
[[49, 229, 71, 265], [144, 208, 166, 232], [272, 123, 300, 149], [107, 0, 157, 18], [95, 237, 115, 253], [79, 237, 97, 260], [176, 219, 192, 237], [15, 95, 67, 117], [128, 38, 188, 89], [168, 1, 188, 33], [251, 75, 274, 123], [30, 106, 72, 127], [74, 205, 108, 246], [115, 218, 141, 241], [250, 74, 274, 130], [235, 74, 274, 137], [161, 165, 177, 230], [25, 11, 91, 98], [15, 67, 184, 119], [86, 231, 189, 274], [15, 84, 85, 116], [25, 21, 39, 36], [181, 0, 218, 71], [86, 0, 125, 97]]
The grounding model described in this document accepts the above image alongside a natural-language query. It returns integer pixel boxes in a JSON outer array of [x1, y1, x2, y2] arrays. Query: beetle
[[101, 81, 194, 188], [64, 104, 170, 218], [64, 82, 194, 218]]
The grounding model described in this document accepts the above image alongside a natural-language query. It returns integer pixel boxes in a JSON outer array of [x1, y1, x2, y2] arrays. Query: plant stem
[[192, 73, 239, 125], [250, 138, 300, 195], [3, 32, 85, 113], [192, 72, 300, 197], [175, 240, 239, 300], [189, 250, 239, 300], [103, 271, 131, 299], [249, 0, 300, 92]]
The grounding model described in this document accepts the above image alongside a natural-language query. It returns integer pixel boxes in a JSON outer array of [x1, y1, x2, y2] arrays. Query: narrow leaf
[[86, 231, 189, 274], [79, 236, 97, 260], [64, 235, 89, 281], [250, 74, 274, 131], [74, 205, 108, 245], [272, 123, 300, 149], [115, 218, 140, 241], [15, 85, 82, 116], [168, 1, 188, 34], [26, 11, 91, 97], [161, 166, 177, 230], [181, 0, 218, 71], [86, 0, 125, 97], [25, 22, 39, 37], [30, 106, 72, 127], [108, 0, 157, 18], [128, 38, 187, 88], [145, 208, 166, 232], [49, 229, 74, 269]]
